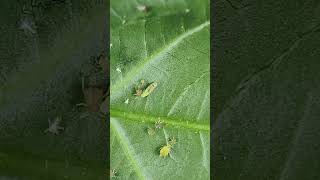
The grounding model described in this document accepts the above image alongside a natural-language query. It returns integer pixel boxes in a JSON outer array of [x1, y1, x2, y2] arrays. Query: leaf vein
[[111, 119, 149, 180], [111, 21, 210, 101], [110, 109, 210, 131]]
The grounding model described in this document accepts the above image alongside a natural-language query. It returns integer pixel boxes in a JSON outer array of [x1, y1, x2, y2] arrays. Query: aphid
[[44, 116, 64, 135], [159, 144, 172, 158], [109, 169, 117, 178], [185, 8, 190, 13], [159, 136, 177, 158], [136, 79, 145, 89], [134, 89, 143, 96], [147, 127, 155, 136], [124, 98, 129, 104], [141, 82, 158, 97], [168, 137, 177, 146], [155, 118, 165, 129], [77, 51, 110, 114], [134, 79, 146, 96]]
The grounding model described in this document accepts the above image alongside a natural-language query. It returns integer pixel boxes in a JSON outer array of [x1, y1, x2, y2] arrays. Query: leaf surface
[[110, 0, 210, 179]]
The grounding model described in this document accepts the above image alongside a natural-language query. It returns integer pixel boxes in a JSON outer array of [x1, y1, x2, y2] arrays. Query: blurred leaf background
[[0, 0, 108, 179], [213, 0, 320, 179]]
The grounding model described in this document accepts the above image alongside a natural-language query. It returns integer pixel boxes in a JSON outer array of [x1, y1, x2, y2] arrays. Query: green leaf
[[110, 0, 210, 179], [213, 0, 320, 179]]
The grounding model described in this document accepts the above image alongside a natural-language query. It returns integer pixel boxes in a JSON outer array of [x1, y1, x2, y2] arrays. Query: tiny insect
[[159, 144, 172, 158], [147, 127, 156, 136], [109, 169, 117, 178], [141, 82, 158, 97], [155, 118, 165, 129], [134, 89, 143, 96], [134, 79, 146, 96], [168, 137, 177, 146], [44, 116, 64, 135], [160, 136, 177, 158]]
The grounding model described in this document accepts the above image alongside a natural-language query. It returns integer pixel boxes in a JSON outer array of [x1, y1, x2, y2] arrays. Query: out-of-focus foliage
[[0, 0, 107, 179], [213, 0, 320, 179]]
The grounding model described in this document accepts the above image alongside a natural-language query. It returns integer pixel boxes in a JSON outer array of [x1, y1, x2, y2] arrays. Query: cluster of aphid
[[134, 79, 158, 98], [122, 79, 157, 105], [108, 3, 195, 178], [146, 118, 177, 158], [136, 80, 177, 159]]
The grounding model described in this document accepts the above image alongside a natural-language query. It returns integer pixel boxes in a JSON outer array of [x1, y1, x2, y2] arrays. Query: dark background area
[[213, 0, 320, 180], [0, 0, 108, 179]]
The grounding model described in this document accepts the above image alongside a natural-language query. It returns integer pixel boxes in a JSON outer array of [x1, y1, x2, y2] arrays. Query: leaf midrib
[[110, 20, 210, 131], [110, 109, 210, 131], [111, 120, 147, 180], [110, 20, 210, 180]]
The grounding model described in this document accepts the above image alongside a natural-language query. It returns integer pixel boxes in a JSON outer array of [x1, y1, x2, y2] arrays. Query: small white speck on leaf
[[122, 20, 126, 24], [44, 116, 64, 135], [137, 5, 147, 11], [110, 43, 113, 48], [20, 17, 36, 34], [124, 98, 129, 104], [185, 8, 190, 13], [116, 67, 121, 73]]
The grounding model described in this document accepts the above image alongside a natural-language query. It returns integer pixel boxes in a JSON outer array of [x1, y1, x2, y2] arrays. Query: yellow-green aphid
[[141, 82, 158, 97], [147, 127, 155, 136], [159, 137, 177, 158], [159, 144, 172, 158]]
